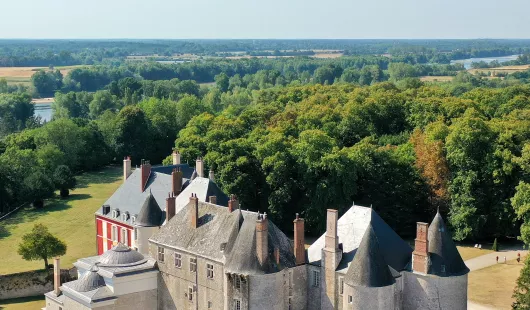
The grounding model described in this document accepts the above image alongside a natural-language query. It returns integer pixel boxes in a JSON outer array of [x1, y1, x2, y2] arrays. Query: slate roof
[[345, 224, 395, 288], [98, 243, 146, 266], [150, 201, 296, 275], [95, 164, 228, 227], [135, 191, 163, 227], [308, 205, 412, 273], [428, 211, 469, 276], [68, 265, 106, 292]]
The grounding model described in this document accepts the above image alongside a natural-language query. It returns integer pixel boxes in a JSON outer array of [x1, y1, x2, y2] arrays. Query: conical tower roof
[[135, 190, 163, 227], [428, 210, 469, 276], [71, 265, 106, 292], [345, 224, 395, 287]]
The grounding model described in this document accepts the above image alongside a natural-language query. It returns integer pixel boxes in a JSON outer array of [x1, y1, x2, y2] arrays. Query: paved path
[[465, 249, 527, 272], [467, 301, 496, 310]]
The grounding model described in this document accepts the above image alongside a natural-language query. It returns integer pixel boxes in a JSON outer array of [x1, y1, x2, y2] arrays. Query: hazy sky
[[1, 0, 528, 39]]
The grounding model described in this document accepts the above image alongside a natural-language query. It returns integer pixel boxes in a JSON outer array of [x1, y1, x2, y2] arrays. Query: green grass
[[4, 77, 31, 86], [0, 166, 122, 275], [0, 295, 45, 310]]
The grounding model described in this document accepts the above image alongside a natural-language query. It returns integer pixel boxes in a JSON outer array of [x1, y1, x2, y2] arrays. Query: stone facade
[[402, 272, 468, 310]]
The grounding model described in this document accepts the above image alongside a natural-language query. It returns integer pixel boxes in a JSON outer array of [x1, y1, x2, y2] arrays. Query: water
[[451, 54, 520, 69], [34, 103, 52, 122]]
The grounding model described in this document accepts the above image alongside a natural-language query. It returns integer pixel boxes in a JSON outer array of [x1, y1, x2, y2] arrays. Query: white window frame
[[111, 225, 118, 242], [190, 258, 197, 273], [121, 228, 127, 244], [174, 253, 182, 268], [158, 247, 165, 263], [348, 295, 353, 304], [188, 287, 193, 301], [312, 270, 320, 287], [207, 263, 214, 279], [233, 299, 241, 310]]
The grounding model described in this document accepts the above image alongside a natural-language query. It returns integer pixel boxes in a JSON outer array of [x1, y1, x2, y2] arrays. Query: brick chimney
[[189, 194, 198, 228], [209, 195, 217, 204], [140, 159, 151, 192], [172, 168, 183, 196], [413, 222, 430, 274], [293, 213, 305, 265], [196, 158, 204, 178], [172, 150, 181, 165], [322, 209, 341, 308], [209, 169, 215, 182], [256, 213, 268, 266], [123, 156, 132, 182], [228, 195, 239, 212], [53, 257, 61, 296], [166, 193, 176, 223]]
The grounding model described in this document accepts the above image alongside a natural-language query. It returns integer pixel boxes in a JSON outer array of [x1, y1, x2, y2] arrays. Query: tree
[[53, 165, 77, 197], [215, 73, 229, 92], [512, 182, 530, 246], [23, 171, 55, 208], [18, 223, 66, 269], [513, 256, 530, 309], [89, 90, 118, 119], [492, 238, 499, 251]]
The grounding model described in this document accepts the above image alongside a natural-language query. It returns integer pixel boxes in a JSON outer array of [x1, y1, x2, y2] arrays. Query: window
[[158, 247, 165, 263], [441, 265, 446, 273], [208, 301, 212, 308], [190, 258, 197, 272], [134, 228, 138, 241], [288, 270, 293, 296], [312, 270, 320, 287], [339, 277, 344, 295], [121, 228, 127, 244], [288, 298, 292, 310], [174, 253, 182, 268], [111, 225, 118, 242], [234, 276, 241, 290], [348, 295, 353, 304], [132, 215, 137, 223], [207, 263, 214, 279], [188, 287, 193, 301], [233, 299, 241, 310]]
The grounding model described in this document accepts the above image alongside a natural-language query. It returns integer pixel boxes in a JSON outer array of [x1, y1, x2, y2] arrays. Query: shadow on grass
[[74, 166, 122, 189], [0, 295, 45, 308], [0, 193, 92, 240]]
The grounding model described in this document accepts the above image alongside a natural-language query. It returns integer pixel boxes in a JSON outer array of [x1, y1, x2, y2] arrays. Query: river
[[451, 54, 520, 69], [34, 103, 52, 122]]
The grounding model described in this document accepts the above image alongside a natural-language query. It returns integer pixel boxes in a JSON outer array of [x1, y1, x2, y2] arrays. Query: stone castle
[[44, 152, 469, 310]]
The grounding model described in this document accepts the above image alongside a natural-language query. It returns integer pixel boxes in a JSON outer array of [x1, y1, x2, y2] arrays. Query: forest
[[1, 41, 530, 244]]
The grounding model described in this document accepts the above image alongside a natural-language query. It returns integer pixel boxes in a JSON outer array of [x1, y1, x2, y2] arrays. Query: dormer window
[[122, 212, 130, 222], [112, 209, 120, 218], [131, 214, 137, 223]]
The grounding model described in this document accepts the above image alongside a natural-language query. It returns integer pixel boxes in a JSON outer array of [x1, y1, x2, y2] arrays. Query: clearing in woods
[[0, 166, 121, 275], [0, 65, 87, 85]]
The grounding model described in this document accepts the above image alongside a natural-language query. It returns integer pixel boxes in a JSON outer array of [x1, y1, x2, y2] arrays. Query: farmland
[[0, 65, 87, 85]]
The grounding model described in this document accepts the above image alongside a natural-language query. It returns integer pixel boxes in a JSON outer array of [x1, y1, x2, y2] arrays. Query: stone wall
[[402, 272, 467, 310], [343, 283, 396, 310], [0, 268, 76, 300]]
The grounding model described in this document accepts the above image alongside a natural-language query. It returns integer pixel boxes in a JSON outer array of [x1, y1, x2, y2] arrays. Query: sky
[[0, 0, 528, 39]]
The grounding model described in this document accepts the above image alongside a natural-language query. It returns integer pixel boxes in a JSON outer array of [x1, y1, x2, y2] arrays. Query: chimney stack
[[228, 195, 239, 212], [325, 209, 338, 251], [172, 168, 183, 196], [293, 213, 305, 265], [53, 257, 61, 296], [140, 160, 151, 192], [172, 150, 181, 165], [189, 194, 199, 228], [209, 169, 215, 182], [256, 213, 268, 266], [123, 156, 132, 182], [209, 195, 217, 204], [412, 222, 430, 274], [166, 193, 176, 223], [196, 158, 204, 178]]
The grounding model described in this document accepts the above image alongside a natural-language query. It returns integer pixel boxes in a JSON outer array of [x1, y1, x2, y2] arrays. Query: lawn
[[0, 166, 122, 275], [0, 295, 45, 310], [457, 245, 494, 261], [468, 257, 525, 310]]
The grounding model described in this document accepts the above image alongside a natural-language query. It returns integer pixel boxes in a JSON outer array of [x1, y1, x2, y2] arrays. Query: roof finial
[[370, 204, 373, 209], [437, 206, 440, 214]]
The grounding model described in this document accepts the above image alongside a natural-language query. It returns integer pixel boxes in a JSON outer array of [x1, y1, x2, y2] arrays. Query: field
[[0, 166, 121, 275], [468, 64, 530, 76], [457, 246, 493, 261], [0, 295, 45, 310], [0, 65, 87, 85], [420, 75, 454, 82], [468, 257, 525, 309]]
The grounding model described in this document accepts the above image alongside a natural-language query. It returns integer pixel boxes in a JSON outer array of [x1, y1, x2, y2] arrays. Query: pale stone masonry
[[45, 161, 469, 310]]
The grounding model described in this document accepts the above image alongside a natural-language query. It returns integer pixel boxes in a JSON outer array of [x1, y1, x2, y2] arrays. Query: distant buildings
[[45, 151, 469, 310]]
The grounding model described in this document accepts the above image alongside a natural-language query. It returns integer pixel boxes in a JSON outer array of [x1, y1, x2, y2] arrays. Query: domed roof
[[99, 243, 145, 266], [71, 265, 106, 292]]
